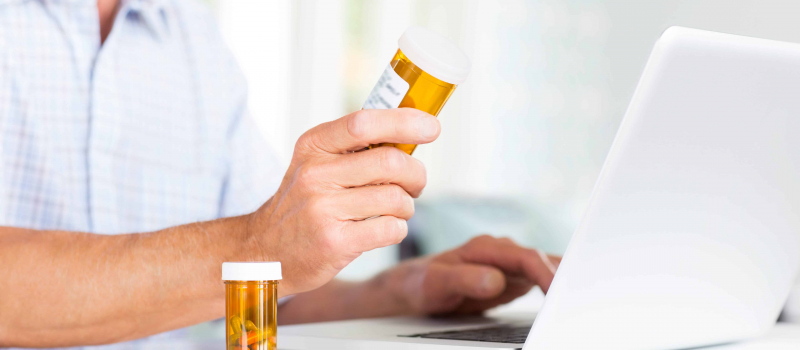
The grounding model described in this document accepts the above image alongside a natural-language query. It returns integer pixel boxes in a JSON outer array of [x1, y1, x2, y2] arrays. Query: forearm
[[278, 270, 411, 325], [0, 214, 259, 347]]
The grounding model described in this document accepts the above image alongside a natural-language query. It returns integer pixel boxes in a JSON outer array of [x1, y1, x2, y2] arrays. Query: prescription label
[[363, 64, 410, 109]]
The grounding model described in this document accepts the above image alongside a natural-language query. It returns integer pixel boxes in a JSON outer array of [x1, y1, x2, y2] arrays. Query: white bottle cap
[[222, 262, 282, 281], [398, 26, 471, 85]]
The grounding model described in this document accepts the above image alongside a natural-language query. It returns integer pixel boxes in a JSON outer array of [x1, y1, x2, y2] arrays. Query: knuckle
[[462, 234, 492, 252], [469, 234, 494, 245], [347, 110, 372, 143], [295, 128, 318, 153], [498, 237, 515, 245], [378, 147, 406, 174], [295, 162, 324, 187], [296, 130, 313, 147], [383, 185, 408, 210]]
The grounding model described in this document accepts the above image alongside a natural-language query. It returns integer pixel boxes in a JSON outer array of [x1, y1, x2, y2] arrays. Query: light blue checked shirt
[[0, 0, 283, 235]]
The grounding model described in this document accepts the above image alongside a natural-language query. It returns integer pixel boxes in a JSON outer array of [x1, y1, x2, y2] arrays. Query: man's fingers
[[433, 263, 507, 300], [452, 276, 535, 314], [320, 146, 427, 197], [299, 108, 441, 154], [548, 255, 562, 269], [343, 215, 408, 252], [456, 235, 557, 293], [324, 184, 414, 220]]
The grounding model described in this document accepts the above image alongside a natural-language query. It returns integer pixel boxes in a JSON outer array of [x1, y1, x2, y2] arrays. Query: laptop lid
[[526, 27, 800, 350]]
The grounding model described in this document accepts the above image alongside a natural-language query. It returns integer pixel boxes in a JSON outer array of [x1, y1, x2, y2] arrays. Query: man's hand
[[278, 235, 561, 324], [385, 235, 560, 315], [246, 108, 440, 296], [0, 108, 438, 347]]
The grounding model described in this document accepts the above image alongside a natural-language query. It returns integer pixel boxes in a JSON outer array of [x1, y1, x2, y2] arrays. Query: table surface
[[14, 289, 800, 350], [18, 320, 797, 350]]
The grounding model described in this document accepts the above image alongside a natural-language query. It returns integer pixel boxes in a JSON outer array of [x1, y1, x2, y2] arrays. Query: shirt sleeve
[[219, 102, 286, 218]]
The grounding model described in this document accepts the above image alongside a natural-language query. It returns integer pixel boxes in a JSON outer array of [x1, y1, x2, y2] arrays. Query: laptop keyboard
[[399, 324, 532, 344]]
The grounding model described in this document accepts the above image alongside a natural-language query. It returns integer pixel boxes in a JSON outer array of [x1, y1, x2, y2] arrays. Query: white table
[[18, 319, 799, 349]]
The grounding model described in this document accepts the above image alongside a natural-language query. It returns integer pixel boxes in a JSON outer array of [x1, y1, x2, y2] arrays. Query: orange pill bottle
[[223, 262, 281, 350], [363, 26, 471, 155]]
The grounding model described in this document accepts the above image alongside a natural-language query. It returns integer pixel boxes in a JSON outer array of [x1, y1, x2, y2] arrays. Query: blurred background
[[200, 0, 800, 319]]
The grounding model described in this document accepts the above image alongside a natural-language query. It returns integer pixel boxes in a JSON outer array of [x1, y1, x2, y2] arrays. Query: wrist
[[365, 264, 415, 316], [240, 200, 278, 263], [200, 214, 251, 263]]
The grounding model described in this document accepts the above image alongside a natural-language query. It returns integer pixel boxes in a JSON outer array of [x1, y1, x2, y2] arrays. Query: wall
[[213, 1, 800, 297]]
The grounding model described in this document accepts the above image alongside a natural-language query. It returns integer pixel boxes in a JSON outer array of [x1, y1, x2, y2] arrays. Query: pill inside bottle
[[223, 262, 281, 350], [363, 26, 471, 155]]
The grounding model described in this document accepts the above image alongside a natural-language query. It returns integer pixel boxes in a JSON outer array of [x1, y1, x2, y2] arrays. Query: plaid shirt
[[0, 0, 283, 235]]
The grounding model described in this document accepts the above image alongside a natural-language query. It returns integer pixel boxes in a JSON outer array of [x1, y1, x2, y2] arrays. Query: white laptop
[[279, 27, 800, 350]]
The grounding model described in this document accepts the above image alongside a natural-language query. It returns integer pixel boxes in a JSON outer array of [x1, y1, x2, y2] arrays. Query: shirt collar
[[123, 0, 167, 12], [0, 0, 165, 7], [121, 0, 170, 41], [0, 0, 35, 5], [1, 0, 172, 41]]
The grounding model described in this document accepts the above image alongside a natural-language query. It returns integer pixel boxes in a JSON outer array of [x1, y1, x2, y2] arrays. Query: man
[[0, 0, 560, 347]]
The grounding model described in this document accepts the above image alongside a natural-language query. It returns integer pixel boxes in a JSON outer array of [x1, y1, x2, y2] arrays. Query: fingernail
[[480, 272, 498, 294], [418, 116, 439, 139], [397, 218, 408, 231]]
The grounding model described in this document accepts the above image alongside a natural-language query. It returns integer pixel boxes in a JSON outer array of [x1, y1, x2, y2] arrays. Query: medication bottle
[[223, 262, 281, 350], [363, 26, 471, 155]]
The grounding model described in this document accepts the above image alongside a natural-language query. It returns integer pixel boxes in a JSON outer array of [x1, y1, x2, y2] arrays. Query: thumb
[[432, 263, 507, 300]]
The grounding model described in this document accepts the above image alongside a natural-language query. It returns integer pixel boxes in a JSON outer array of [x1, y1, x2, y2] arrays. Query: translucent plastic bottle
[[223, 262, 281, 350], [363, 26, 471, 155]]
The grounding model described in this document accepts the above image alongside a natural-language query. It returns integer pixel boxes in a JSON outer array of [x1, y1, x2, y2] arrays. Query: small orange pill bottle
[[363, 26, 471, 155], [223, 262, 281, 350]]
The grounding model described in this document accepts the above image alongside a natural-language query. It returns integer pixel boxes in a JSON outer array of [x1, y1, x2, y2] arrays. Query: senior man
[[0, 0, 560, 347]]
